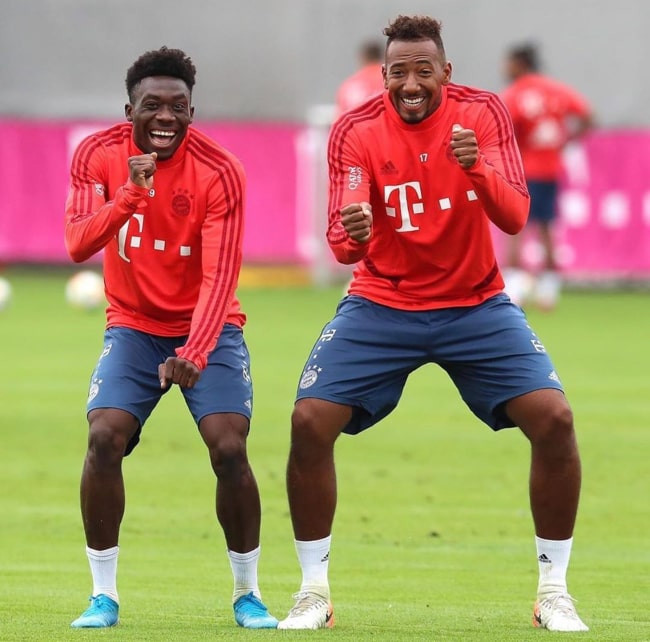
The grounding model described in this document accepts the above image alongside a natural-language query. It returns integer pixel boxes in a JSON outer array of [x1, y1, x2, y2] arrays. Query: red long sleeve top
[[327, 84, 530, 309], [501, 73, 592, 181], [65, 123, 246, 371]]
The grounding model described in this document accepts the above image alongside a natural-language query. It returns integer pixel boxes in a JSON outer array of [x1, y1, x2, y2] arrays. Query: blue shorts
[[296, 294, 563, 434], [527, 179, 558, 223], [86, 324, 253, 454]]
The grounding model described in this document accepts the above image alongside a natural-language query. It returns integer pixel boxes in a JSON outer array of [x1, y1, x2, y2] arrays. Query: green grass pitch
[[1, 267, 648, 641]]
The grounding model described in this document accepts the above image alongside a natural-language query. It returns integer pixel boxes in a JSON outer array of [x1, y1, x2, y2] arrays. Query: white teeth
[[151, 130, 174, 137], [402, 97, 424, 106]]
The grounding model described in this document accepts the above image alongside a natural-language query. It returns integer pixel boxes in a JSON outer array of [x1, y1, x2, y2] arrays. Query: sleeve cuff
[[175, 346, 207, 371]]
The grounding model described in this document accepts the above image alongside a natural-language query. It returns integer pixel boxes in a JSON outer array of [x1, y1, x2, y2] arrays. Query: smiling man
[[64, 46, 277, 630], [278, 16, 588, 633]]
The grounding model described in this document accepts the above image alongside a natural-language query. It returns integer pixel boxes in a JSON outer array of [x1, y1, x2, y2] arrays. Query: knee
[[290, 400, 341, 456], [86, 416, 131, 467], [526, 401, 577, 451], [210, 437, 248, 478], [291, 402, 322, 445], [202, 417, 249, 478], [210, 435, 247, 474], [545, 403, 574, 438]]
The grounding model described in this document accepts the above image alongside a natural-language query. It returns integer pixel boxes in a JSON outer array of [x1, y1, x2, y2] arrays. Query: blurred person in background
[[501, 43, 593, 309], [64, 46, 277, 630], [334, 39, 385, 118], [278, 15, 588, 633]]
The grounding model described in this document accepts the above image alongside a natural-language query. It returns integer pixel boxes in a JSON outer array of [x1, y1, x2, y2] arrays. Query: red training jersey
[[327, 85, 529, 310], [335, 63, 385, 118], [64, 123, 246, 371], [501, 73, 591, 180]]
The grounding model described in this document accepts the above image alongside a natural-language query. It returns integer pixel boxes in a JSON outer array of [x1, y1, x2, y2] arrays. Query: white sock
[[86, 546, 119, 603], [295, 536, 331, 597], [535, 536, 572, 596], [227, 546, 261, 602]]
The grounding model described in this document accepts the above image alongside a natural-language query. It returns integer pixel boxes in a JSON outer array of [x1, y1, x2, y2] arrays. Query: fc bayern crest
[[299, 369, 319, 389], [87, 381, 100, 403], [171, 189, 192, 216]]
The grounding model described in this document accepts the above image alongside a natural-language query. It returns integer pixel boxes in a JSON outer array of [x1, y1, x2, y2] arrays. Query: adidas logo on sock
[[320, 552, 329, 562], [538, 553, 552, 564]]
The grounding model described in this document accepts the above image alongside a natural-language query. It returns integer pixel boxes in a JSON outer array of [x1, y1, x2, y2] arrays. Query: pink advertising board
[[492, 131, 650, 279], [0, 119, 302, 264], [0, 120, 649, 280]]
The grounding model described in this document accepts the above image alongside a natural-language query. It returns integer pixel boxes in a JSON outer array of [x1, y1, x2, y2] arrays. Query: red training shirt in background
[[501, 73, 592, 180], [334, 63, 385, 118]]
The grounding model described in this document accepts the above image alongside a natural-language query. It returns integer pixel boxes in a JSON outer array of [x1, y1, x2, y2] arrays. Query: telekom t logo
[[384, 182, 424, 232], [117, 214, 144, 262], [115, 213, 193, 262]]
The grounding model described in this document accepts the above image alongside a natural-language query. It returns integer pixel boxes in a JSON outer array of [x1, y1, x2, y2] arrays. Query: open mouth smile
[[149, 130, 176, 146], [400, 96, 426, 109]]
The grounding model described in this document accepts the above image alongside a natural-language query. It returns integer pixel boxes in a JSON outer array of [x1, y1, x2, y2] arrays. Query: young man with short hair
[[278, 15, 588, 633], [65, 46, 277, 630]]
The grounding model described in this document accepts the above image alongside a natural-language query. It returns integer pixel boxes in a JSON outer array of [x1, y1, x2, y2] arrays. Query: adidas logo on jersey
[[380, 160, 398, 175]]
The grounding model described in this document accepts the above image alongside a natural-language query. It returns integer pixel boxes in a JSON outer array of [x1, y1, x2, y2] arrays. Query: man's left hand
[[450, 124, 479, 169], [158, 356, 200, 389]]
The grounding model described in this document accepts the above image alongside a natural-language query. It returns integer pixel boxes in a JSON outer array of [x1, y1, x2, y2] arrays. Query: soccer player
[[278, 16, 588, 632], [500, 43, 593, 309], [64, 46, 277, 630], [334, 40, 385, 118]]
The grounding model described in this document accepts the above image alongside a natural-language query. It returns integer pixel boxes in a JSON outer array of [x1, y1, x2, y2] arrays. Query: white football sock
[[295, 535, 331, 596], [535, 535, 572, 596], [86, 545, 119, 603], [227, 546, 261, 602]]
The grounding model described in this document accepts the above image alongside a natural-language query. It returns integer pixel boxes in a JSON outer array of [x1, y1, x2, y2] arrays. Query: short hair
[[125, 46, 196, 101], [360, 40, 383, 63], [383, 15, 446, 59], [508, 43, 540, 72]]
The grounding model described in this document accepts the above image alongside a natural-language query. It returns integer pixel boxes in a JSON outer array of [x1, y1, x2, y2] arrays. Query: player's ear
[[125, 104, 133, 121], [189, 106, 195, 123], [442, 61, 453, 85], [382, 64, 388, 89]]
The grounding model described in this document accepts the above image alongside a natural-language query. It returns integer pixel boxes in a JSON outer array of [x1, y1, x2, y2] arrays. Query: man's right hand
[[128, 152, 157, 188], [341, 202, 373, 243]]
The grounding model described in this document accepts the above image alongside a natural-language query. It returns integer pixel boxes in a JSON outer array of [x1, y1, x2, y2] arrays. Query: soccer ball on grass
[[0, 276, 12, 311], [65, 270, 105, 310]]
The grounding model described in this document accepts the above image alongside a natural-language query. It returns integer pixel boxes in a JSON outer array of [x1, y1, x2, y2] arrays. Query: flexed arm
[[173, 159, 246, 373], [450, 98, 531, 235], [326, 123, 375, 263], [64, 136, 153, 262]]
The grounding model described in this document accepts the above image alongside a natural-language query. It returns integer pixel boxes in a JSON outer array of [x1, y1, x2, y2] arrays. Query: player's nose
[[156, 105, 176, 122], [403, 72, 420, 91]]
